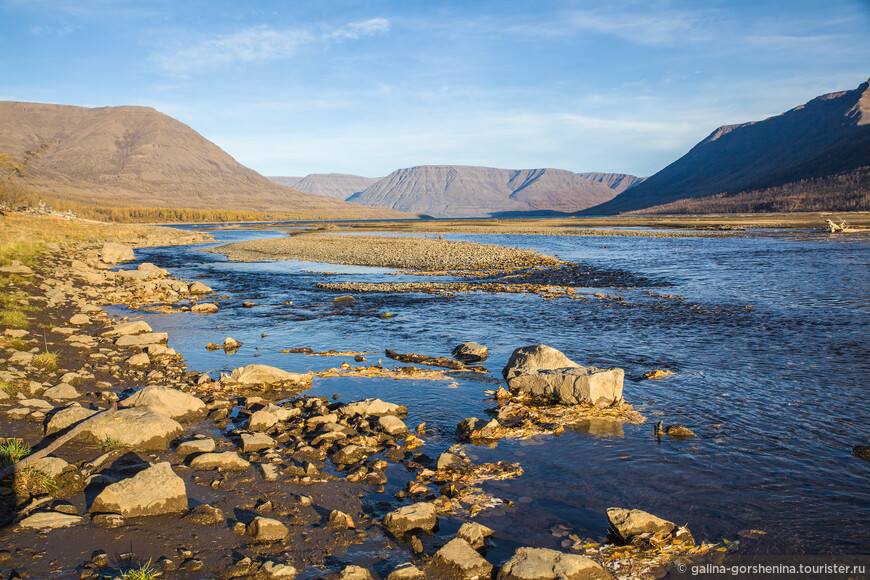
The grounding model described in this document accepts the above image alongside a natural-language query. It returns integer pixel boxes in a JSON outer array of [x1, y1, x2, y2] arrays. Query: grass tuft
[[0, 379, 17, 397], [0, 438, 31, 467], [117, 559, 162, 580], [31, 351, 58, 371], [100, 437, 123, 451], [14, 466, 57, 495], [1, 310, 30, 328]]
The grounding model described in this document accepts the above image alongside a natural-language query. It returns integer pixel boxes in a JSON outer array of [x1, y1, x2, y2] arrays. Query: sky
[[1, 0, 869, 178]]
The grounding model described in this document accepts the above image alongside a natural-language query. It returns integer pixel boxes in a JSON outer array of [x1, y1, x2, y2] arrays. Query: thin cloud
[[155, 18, 390, 75]]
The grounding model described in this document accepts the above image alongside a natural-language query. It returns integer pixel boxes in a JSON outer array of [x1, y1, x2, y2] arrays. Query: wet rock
[[43, 383, 80, 400], [378, 415, 408, 436], [261, 561, 298, 579], [17, 512, 83, 530], [46, 406, 97, 435], [655, 422, 697, 438], [100, 242, 135, 264], [90, 462, 187, 517], [228, 364, 307, 385], [175, 438, 216, 457], [249, 409, 279, 431], [188, 281, 213, 294], [241, 432, 276, 452], [436, 452, 468, 471], [430, 537, 493, 579], [503, 345, 623, 406], [91, 513, 125, 527], [102, 320, 152, 337], [452, 341, 488, 363], [223, 337, 242, 350], [340, 398, 407, 418], [81, 407, 183, 451], [457, 521, 493, 549], [332, 444, 379, 466], [455, 417, 499, 441], [853, 446, 870, 461], [328, 509, 354, 530], [248, 516, 288, 542], [192, 303, 219, 313], [339, 565, 373, 579], [496, 547, 611, 580], [189, 451, 252, 471], [186, 504, 225, 525], [606, 507, 692, 545], [386, 563, 426, 580], [383, 502, 438, 536], [119, 386, 206, 420]]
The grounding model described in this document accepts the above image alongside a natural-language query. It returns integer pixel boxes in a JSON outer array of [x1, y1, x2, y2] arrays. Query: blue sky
[[1, 0, 868, 178]]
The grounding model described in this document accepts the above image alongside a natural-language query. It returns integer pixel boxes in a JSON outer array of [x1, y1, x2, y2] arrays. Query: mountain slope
[[268, 173, 381, 200], [345, 165, 636, 217], [583, 78, 870, 214], [0, 101, 409, 218]]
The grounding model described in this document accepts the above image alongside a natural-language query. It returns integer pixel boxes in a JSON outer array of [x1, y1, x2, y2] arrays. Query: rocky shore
[[0, 220, 726, 579]]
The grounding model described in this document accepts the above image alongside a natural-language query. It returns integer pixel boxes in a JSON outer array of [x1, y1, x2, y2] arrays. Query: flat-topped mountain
[[336, 165, 639, 217], [0, 102, 409, 218], [584, 78, 870, 214], [269, 173, 381, 200]]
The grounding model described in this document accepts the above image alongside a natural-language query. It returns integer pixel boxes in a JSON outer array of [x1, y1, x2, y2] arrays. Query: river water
[[126, 228, 869, 558]]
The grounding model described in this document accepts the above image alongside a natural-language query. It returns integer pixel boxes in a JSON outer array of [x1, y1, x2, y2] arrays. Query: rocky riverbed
[[0, 225, 733, 579]]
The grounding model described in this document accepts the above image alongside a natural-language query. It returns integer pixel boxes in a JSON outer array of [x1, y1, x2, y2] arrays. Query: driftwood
[[0, 404, 117, 480]]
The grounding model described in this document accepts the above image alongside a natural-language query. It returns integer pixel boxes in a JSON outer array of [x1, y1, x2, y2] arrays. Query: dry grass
[[31, 352, 58, 371], [0, 310, 29, 328]]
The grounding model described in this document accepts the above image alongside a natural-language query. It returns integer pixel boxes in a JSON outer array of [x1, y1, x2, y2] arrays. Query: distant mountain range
[[0, 102, 409, 219], [583, 77, 870, 214], [271, 167, 643, 217]]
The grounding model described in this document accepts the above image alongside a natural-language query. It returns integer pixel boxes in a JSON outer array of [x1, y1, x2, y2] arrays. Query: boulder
[[90, 462, 187, 517], [137, 262, 169, 278], [46, 406, 97, 435], [229, 364, 307, 386], [9, 351, 34, 365], [339, 566, 373, 579], [223, 337, 242, 350], [43, 383, 79, 400], [339, 398, 407, 418], [126, 352, 151, 368], [240, 432, 276, 452], [0, 260, 33, 275], [248, 409, 279, 431], [497, 547, 611, 580], [18, 512, 83, 530], [452, 341, 488, 363], [606, 507, 691, 545], [191, 303, 219, 314], [189, 451, 251, 471], [503, 346, 623, 406], [29, 456, 70, 478], [328, 509, 354, 530], [115, 332, 169, 347], [383, 502, 438, 536], [386, 563, 426, 580], [332, 444, 379, 466], [176, 438, 216, 457], [455, 417, 499, 441], [248, 516, 288, 542], [119, 386, 206, 420], [260, 561, 298, 579], [188, 281, 213, 294], [430, 537, 493, 579], [80, 407, 183, 451], [100, 242, 135, 264], [69, 314, 90, 325], [102, 320, 152, 337], [378, 415, 408, 436], [457, 521, 493, 549]]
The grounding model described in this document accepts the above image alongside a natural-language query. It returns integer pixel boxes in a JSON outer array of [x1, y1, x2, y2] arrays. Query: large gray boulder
[[502, 345, 623, 406], [383, 502, 438, 536], [497, 547, 611, 580], [100, 242, 135, 264], [79, 407, 183, 451], [119, 386, 206, 420], [228, 364, 307, 386], [430, 538, 493, 579], [90, 462, 187, 517]]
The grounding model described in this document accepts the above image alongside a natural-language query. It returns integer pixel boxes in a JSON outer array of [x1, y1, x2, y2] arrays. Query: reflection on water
[[128, 229, 870, 555]]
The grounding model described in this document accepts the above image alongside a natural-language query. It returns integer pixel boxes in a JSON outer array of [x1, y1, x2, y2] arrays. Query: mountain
[[344, 165, 638, 217], [0, 101, 409, 219], [583, 78, 870, 214], [268, 173, 382, 200]]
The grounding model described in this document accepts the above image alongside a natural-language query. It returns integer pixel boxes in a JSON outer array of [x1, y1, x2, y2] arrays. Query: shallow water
[[128, 228, 870, 557]]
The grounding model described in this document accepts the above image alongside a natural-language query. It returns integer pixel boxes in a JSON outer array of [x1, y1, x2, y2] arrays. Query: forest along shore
[[0, 213, 730, 579]]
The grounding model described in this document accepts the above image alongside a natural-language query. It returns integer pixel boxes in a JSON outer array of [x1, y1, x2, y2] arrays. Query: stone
[[186, 504, 225, 525], [119, 386, 206, 420], [328, 509, 354, 530], [0, 260, 34, 275], [240, 432, 276, 452], [606, 507, 690, 545], [188, 281, 213, 294], [437, 452, 468, 471], [378, 415, 408, 436], [229, 364, 307, 385], [260, 464, 279, 481], [175, 438, 216, 457], [339, 398, 407, 418], [455, 417, 499, 441], [17, 512, 83, 530], [191, 303, 219, 313], [248, 516, 288, 542], [102, 320, 152, 337], [9, 351, 34, 365], [339, 565, 373, 579], [69, 314, 90, 325], [457, 521, 493, 549], [223, 337, 242, 349], [452, 341, 488, 363], [100, 242, 135, 264], [332, 444, 379, 465], [853, 446, 870, 461], [138, 262, 169, 277], [430, 537, 493, 579], [503, 346, 623, 406], [249, 409, 279, 431], [496, 547, 611, 580], [46, 406, 97, 435], [90, 462, 187, 517], [29, 456, 70, 478], [189, 451, 251, 471], [115, 332, 169, 347], [43, 383, 80, 400], [386, 563, 427, 580], [91, 513, 125, 527], [125, 353, 151, 368], [80, 407, 183, 451], [383, 502, 438, 536], [260, 561, 298, 579]]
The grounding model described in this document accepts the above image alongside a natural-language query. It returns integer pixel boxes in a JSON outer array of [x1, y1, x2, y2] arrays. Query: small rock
[[228, 364, 307, 385], [383, 502, 438, 536], [260, 464, 279, 482], [328, 510, 354, 530], [249, 409, 279, 431], [119, 386, 206, 420], [853, 446, 870, 461], [91, 513, 125, 527], [188, 281, 213, 294], [175, 438, 216, 457], [100, 242, 135, 264], [17, 512, 83, 530], [189, 451, 252, 471], [126, 353, 150, 368], [186, 504, 225, 525], [430, 537, 493, 579], [240, 432, 276, 452], [457, 521, 493, 549], [43, 383, 79, 400], [339, 398, 407, 418], [606, 507, 692, 546], [191, 302, 219, 313], [261, 561, 298, 579], [496, 547, 611, 580], [452, 341, 488, 363], [248, 516, 289, 542], [386, 563, 426, 580], [339, 565, 373, 579], [89, 462, 187, 517], [69, 314, 90, 326], [378, 415, 408, 436], [333, 295, 355, 303]]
